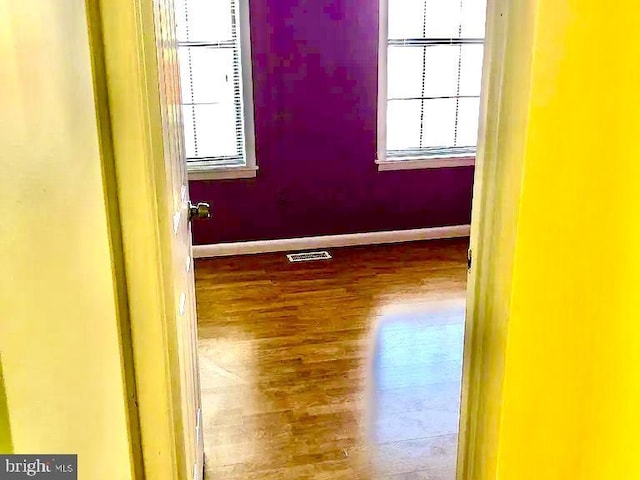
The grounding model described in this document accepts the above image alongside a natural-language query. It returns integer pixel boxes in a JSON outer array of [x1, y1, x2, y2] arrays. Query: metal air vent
[[286, 251, 332, 262]]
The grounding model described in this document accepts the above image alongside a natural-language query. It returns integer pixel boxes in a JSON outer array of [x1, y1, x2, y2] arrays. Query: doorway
[[177, 0, 485, 475], [92, 0, 507, 477]]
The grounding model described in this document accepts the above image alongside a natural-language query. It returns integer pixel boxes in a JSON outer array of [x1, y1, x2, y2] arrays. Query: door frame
[[86, 0, 189, 478], [456, 0, 511, 476], [456, 0, 536, 478]]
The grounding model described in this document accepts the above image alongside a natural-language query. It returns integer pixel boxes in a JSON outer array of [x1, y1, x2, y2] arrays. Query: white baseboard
[[192, 224, 470, 258]]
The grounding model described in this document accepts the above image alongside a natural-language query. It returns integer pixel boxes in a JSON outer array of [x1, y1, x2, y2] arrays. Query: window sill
[[376, 156, 475, 171], [187, 165, 258, 181]]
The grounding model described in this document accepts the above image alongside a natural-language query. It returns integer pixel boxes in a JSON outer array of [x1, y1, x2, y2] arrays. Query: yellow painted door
[[93, 0, 207, 475], [152, 1, 206, 478]]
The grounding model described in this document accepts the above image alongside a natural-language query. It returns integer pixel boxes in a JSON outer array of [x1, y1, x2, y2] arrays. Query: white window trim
[[188, 164, 257, 180], [376, 155, 475, 170], [186, 0, 257, 181], [376, 0, 476, 172]]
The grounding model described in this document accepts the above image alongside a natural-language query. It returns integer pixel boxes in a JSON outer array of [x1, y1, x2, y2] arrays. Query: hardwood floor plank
[[381, 467, 457, 480], [195, 239, 468, 479]]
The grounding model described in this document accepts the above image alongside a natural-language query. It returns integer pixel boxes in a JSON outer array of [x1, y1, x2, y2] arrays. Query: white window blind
[[383, 0, 486, 160], [174, 0, 252, 168]]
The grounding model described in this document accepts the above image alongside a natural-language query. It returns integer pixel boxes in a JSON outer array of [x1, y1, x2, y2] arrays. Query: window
[[175, 0, 256, 179], [377, 0, 486, 170]]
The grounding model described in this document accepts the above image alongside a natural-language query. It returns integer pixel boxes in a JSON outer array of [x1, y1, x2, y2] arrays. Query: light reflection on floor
[[195, 240, 469, 479], [367, 300, 465, 478]]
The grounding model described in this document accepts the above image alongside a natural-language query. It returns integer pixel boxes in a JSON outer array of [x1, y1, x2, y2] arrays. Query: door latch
[[188, 201, 211, 221]]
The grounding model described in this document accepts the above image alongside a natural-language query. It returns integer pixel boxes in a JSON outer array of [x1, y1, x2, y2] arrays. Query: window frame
[[181, 0, 257, 181], [376, 0, 477, 171]]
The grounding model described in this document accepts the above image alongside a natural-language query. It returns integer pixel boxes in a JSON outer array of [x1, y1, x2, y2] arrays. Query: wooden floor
[[194, 238, 468, 479]]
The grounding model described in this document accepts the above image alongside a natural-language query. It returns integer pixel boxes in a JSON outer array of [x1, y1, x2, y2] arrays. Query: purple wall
[[190, 0, 474, 245]]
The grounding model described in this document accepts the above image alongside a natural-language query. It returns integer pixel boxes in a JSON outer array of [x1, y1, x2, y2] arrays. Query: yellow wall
[[494, 0, 640, 478], [0, 1, 135, 478], [0, 362, 11, 453]]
